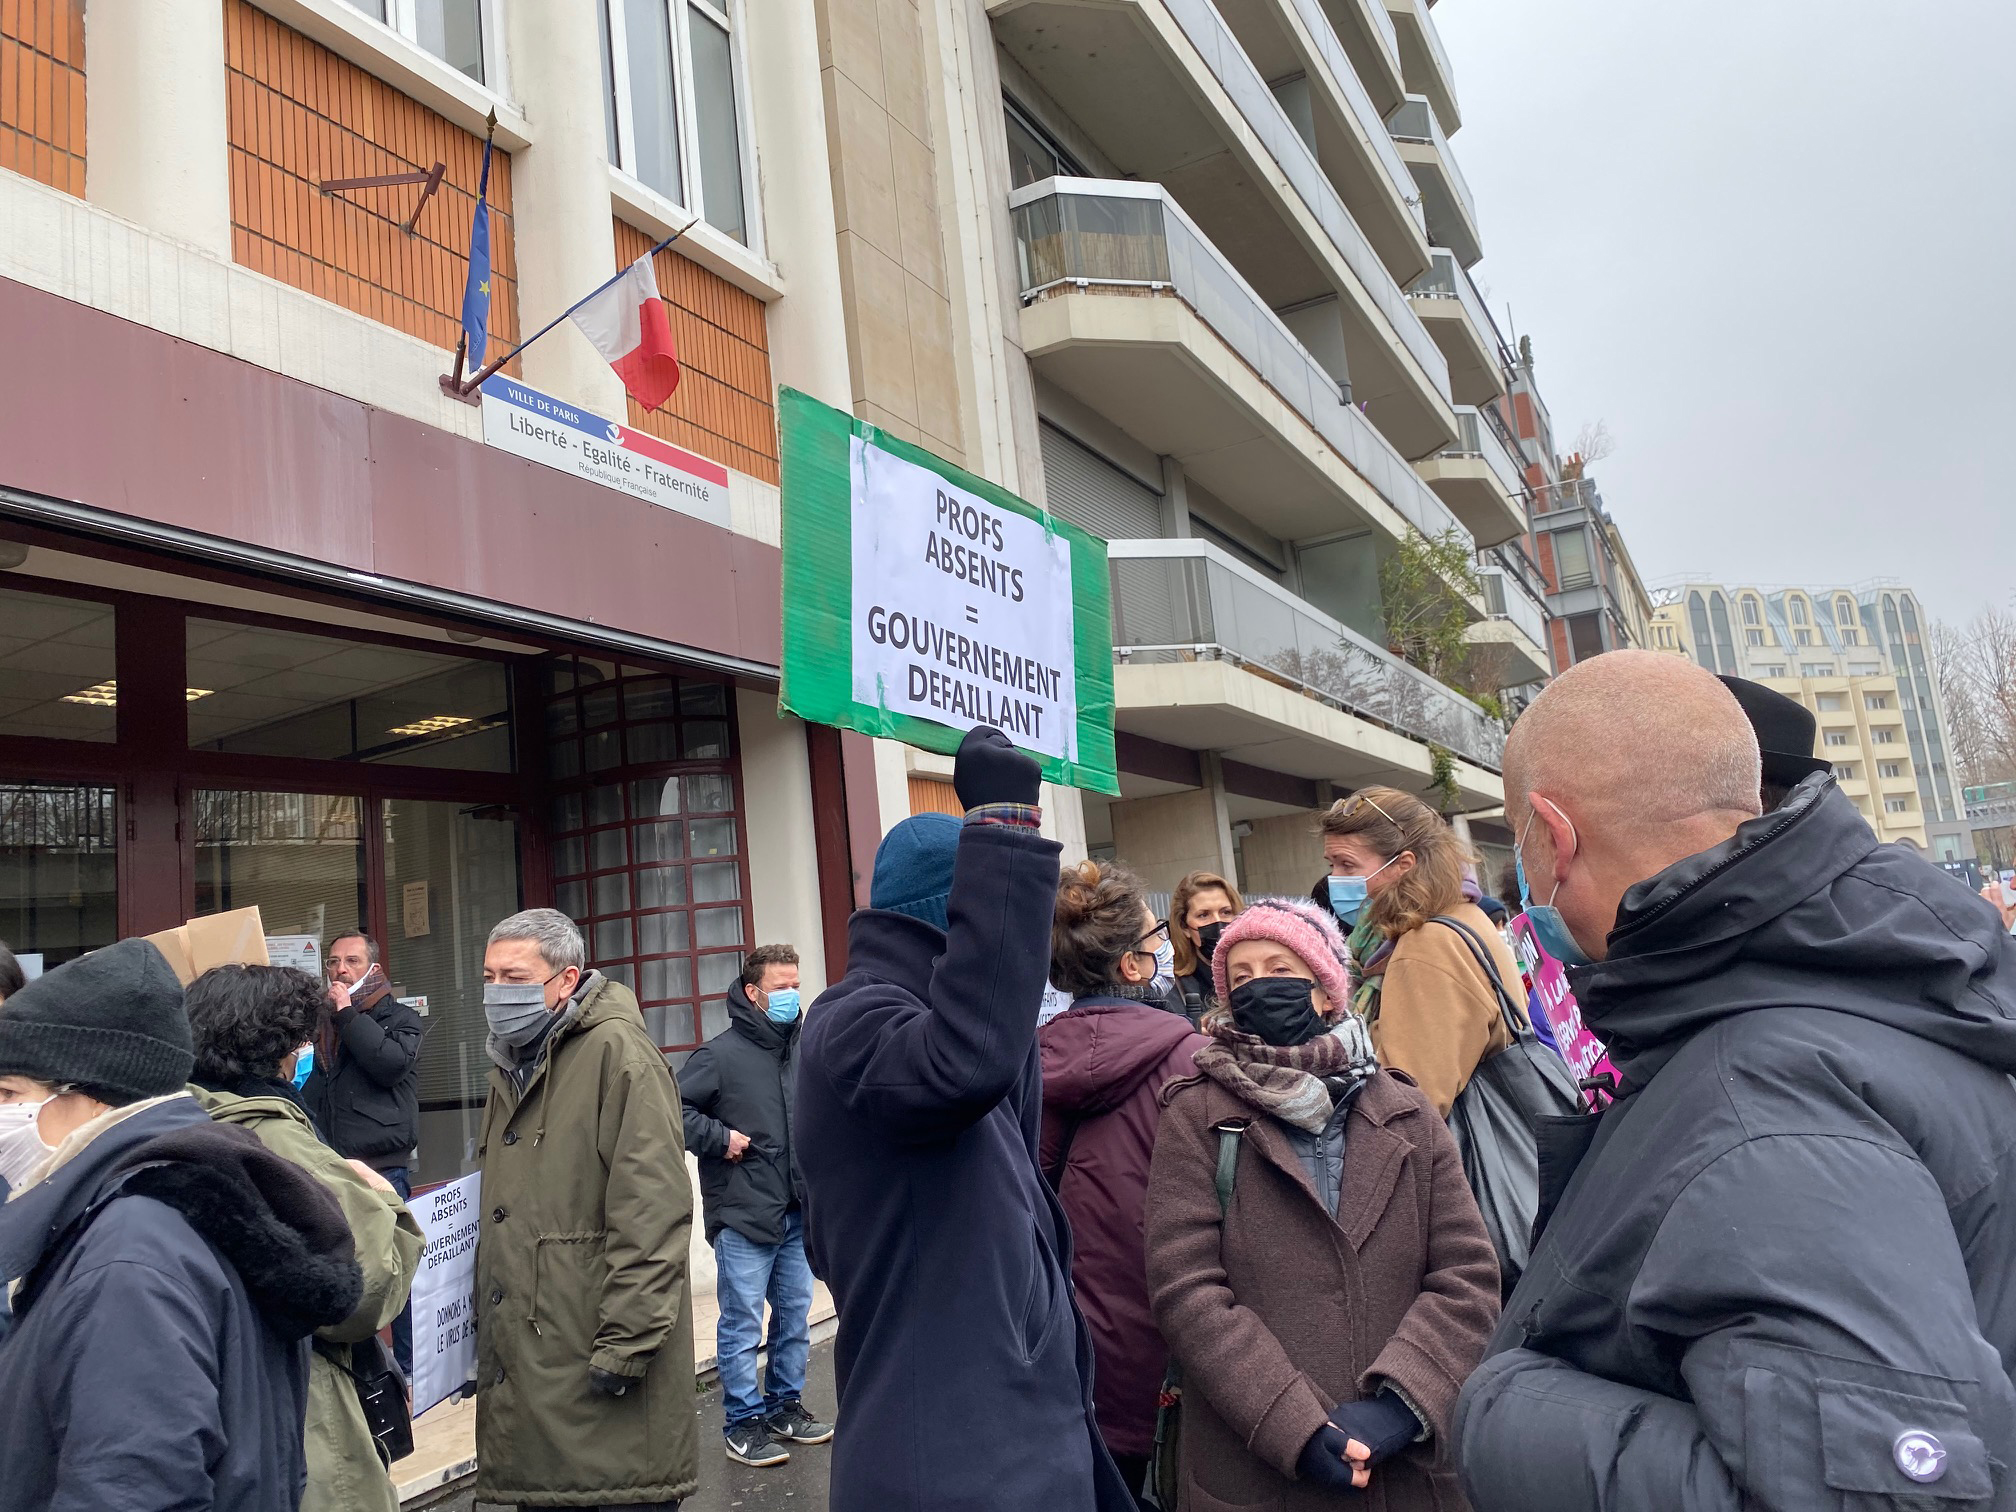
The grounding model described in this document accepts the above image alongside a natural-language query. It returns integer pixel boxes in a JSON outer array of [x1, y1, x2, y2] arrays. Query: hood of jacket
[[726, 980, 797, 1055], [1040, 996, 1203, 1116], [1574, 774, 2016, 1086]]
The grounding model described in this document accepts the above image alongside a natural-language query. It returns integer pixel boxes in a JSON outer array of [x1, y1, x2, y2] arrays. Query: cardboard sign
[[1508, 915, 1616, 1108], [143, 907, 270, 986], [409, 1172, 483, 1418]]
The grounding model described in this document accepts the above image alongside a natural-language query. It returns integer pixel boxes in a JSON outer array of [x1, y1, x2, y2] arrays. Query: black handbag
[[316, 1334, 415, 1466], [1432, 916, 1586, 1298]]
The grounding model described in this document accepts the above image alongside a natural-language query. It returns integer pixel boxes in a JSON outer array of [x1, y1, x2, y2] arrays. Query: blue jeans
[[713, 1211, 813, 1429], [383, 1166, 413, 1379]]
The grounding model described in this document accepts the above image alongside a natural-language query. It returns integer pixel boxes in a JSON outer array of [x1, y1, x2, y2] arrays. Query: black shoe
[[766, 1400, 835, 1445], [725, 1419, 790, 1467]]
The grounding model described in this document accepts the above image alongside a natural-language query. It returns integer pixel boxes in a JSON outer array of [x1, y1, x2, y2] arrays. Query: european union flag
[[459, 133, 494, 369]]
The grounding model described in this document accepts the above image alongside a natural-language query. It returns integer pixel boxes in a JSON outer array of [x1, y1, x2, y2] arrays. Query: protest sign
[[777, 387, 1118, 794], [409, 1172, 482, 1418], [1509, 915, 1616, 1108]]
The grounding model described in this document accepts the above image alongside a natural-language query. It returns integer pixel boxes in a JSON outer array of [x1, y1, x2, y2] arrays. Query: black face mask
[[1196, 920, 1229, 967], [1227, 977, 1327, 1047]]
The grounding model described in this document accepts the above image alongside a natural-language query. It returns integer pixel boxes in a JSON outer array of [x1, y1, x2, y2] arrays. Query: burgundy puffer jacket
[[1039, 997, 1207, 1459]]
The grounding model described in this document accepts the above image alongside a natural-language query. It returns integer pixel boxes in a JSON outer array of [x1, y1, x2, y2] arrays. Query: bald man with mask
[[1456, 651, 2016, 1512]]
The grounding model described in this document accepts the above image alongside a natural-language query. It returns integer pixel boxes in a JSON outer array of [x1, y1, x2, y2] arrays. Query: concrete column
[[734, 689, 830, 997], [85, 0, 232, 257], [1110, 784, 1236, 897], [1241, 810, 1327, 899], [1041, 782, 1089, 866], [502, 5, 625, 414], [1162, 456, 1194, 537], [745, 0, 854, 410]]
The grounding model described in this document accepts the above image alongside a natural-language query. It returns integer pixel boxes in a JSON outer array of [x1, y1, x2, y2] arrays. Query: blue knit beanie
[[870, 813, 962, 930]]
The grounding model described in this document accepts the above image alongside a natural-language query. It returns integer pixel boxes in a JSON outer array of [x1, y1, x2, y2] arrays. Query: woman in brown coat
[[1321, 787, 1525, 1117], [1146, 898, 1499, 1510]]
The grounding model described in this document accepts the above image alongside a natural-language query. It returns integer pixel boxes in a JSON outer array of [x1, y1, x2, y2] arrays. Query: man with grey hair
[[1456, 650, 2016, 1510], [471, 908, 698, 1511]]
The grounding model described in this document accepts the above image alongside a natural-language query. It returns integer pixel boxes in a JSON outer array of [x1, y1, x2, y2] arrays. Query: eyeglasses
[[1339, 792, 1399, 827], [1132, 919, 1171, 955]]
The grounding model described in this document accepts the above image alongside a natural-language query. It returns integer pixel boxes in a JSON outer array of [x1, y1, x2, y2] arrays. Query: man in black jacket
[[681, 942, 833, 1467], [1456, 650, 2016, 1511], [303, 929, 423, 1374]]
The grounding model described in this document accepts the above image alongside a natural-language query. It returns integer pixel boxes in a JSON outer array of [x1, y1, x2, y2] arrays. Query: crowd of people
[[2, 649, 2015, 1512]]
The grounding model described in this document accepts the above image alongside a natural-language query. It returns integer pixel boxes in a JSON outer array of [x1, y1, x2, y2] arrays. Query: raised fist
[[953, 725, 1041, 811]]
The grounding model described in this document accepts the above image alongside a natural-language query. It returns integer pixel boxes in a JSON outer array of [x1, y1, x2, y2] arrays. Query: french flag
[[570, 254, 682, 412]]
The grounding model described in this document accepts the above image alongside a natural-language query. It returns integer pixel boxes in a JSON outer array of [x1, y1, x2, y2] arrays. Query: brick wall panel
[[612, 216, 777, 483], [0, 2, 82, 197], [225, 0, 518, 368]]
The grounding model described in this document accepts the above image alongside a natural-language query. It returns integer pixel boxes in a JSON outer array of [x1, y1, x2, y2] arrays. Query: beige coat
[[473, 973, 698, 1507], [1370, 902, 1521, 1117], [195, 1087, 424, 1512]]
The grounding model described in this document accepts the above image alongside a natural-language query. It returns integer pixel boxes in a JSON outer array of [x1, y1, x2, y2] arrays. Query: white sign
[[481, 375, 730, 529], [402, 880, 431, 939], [849, 436, 1079, 762], [409, 1172, 482, 1418], [264, 935, 321, 978]]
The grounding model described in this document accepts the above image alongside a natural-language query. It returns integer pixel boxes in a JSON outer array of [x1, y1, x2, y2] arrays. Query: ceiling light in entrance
[[388, 714, 474, 737], [59, 681, 213, 706]]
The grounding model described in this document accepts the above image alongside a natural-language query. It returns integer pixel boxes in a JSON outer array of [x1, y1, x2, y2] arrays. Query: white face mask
[[0, 1101, 54, 1193]]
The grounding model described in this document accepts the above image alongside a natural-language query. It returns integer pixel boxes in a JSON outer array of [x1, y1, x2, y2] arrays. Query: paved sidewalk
[[419, 1335, 839, 1511]]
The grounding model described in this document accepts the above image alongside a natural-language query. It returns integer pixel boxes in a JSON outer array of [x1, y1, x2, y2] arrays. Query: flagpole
[[447, 111, 498, 396], [453, 218, 697, 398]]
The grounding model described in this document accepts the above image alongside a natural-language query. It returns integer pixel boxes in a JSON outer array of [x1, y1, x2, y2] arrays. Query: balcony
[[1386, 94, 1481, 267], [1213, 0, 1429, 281], [1413, 406, 1525, 545], [1405, 250, 1503, 404], [1472, 564, 1551, 686], [1013, 178, 1471, 551], [1383, 0, 1459, 136], [990, 0, 1458, 459]]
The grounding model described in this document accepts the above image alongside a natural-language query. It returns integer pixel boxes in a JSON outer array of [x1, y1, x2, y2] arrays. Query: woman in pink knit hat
[[1144, 897, 1499, 1510]]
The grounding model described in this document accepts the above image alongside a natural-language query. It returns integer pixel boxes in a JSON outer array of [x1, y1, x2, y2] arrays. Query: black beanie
[[0, 938, 194, 1102]]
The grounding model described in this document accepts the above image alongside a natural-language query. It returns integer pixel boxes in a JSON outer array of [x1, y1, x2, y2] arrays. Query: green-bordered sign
[[778, 388, 1118, 795]]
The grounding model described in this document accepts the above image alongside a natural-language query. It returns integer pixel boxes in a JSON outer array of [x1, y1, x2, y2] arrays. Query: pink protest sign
[[1508, 915, 1617, 1109]]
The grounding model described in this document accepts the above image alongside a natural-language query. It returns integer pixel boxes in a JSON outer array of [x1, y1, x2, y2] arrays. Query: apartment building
[[0, 0, 897, 1183], [823, 0, 1549, 900], [1650, 582, 1967, 851]]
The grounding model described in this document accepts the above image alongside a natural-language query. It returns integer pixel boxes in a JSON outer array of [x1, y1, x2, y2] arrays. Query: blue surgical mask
[[1516, 803, 1593, 968], [765, 987, 802, 1024], [1326, 853, 1397, 926], [290, 1044, 315, 1089], [1152, 936, 1176, 994]]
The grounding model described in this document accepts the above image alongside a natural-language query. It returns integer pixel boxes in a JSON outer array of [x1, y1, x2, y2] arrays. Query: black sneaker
[[724, 1419, 790, 1467], [766, 1400, 835, 1445]]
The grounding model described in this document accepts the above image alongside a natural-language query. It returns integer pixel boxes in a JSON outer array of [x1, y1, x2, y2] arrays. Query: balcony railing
[[1108, 536, 1505, 770], [1385, 94, 1478, 235], [1012, 177, 1468, 545], [1407, 249, 1496, 345], [1480, 564, 1548, 649], [1404, 0, 1458, 103], [1277, 0, 1424, 233], [1441, 406, 1525, 498], [1154, 0, 1450, 392]]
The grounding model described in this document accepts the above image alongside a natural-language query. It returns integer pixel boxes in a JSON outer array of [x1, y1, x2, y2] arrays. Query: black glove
[[588, 1366, 634, 1398], [1326, 1389, 1421, 1467], [1296, 1423, 1361, 1491], [953, 725, 1041, 810]]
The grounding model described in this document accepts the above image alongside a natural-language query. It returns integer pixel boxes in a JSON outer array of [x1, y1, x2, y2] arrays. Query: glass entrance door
[[193, 789, 368, 947], [0, 782, 118, 979]]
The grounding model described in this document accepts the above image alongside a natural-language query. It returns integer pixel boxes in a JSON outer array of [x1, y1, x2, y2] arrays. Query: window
[[1884, 796, 1911, 815], [1879, 761, 1905, 779], [1791, 597, 1808, 625], [1796, 629, 1813, 646], [1824, 731, 1852, 747], [1850, 662, 1881, 676], [602, 0, 756, 245], [1865, 693, 1891, 711], [1838, 595, 1857, 624], [1832, 764, 1857, 781], [1842, 628, 1860, 646], [1741, 596, 1761, 627], [1816, 693, 1846, 712], [0, 783, 118, 971], [1873, 728, 1897, 745], [1005, 100, 1084, 190], [1801, 662, 1834, 676], [0, 584, 119, 743], [1554, 528, 1593, 590], [1758, 664, 1786, 678], [1566, 612, 1605, 664], [339, 0, 493, 84], [1746, 628, 1764, 647]]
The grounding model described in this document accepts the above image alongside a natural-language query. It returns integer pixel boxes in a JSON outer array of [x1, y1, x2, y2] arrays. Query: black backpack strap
[[1430, 915, 1532, 1035]]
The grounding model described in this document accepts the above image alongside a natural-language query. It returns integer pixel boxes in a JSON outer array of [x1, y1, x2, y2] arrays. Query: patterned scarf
[[1193, 1014, 1379, 1132], [1348, 913, 1396, 1024]]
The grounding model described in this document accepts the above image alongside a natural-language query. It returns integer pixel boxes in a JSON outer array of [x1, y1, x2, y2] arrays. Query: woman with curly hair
[[1146, 898, 1498, 1508]]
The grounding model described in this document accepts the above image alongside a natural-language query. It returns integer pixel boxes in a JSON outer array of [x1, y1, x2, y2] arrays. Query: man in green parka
[[184, 963, 425, 1512], [474, 908, 698, 1511]]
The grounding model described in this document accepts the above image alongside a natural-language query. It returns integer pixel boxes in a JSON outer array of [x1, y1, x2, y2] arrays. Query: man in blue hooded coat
[[796, 726, 1134, 1512]]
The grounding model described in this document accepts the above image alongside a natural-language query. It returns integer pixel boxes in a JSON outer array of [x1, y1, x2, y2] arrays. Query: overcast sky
[[1434, 0, 2016, 625]]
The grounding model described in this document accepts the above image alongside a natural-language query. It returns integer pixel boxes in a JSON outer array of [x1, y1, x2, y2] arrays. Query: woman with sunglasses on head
[[1039, 860, 1210, 1506], [1168, 870, 1244, 1026], [1320, 787, 1527, 1117]]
